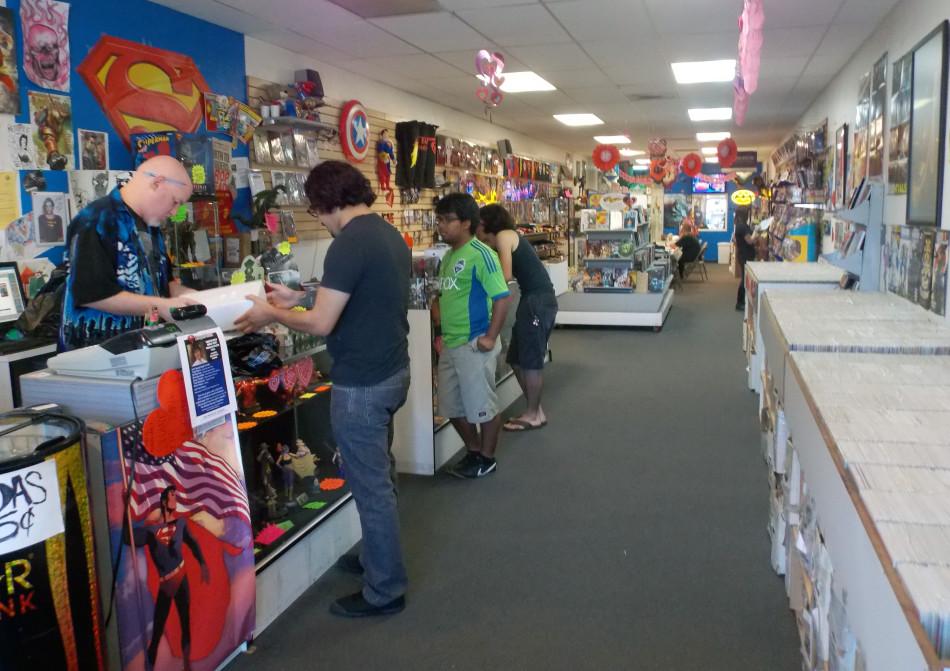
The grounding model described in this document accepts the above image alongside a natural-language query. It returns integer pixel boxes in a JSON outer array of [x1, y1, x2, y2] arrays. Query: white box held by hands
[[189, 280, 265, 332]]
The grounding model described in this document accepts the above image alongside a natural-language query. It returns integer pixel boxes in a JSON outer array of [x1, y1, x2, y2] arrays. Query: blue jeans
[[330, 366, 410, 605]]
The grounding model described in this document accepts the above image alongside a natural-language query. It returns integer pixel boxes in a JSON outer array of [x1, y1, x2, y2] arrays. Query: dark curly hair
[[434, 192, 479, 233], [478, 204, 516, 234], [304, 160, 376, 214]]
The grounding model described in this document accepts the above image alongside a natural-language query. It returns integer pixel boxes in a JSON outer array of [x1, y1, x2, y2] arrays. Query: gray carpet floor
[[231, 264, 801, 671]]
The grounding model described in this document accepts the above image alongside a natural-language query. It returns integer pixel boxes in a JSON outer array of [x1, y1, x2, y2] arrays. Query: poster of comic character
[[102, 370, 255, 671], [8, 122, 37, 169], [20, 0, 69, 92], [109, 169, 133, 191], [28, 91, 72, 169], [69, 169, 109, 216], [32, 190, 67, 245], [78, 129, 108, 170], [0, 7, 20, 114]]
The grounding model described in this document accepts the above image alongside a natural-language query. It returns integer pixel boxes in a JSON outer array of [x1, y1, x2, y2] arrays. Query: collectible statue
[[376, 129, 396, 207], [255, 442, 281, 518], [291, 438, 319, 491], [331, 444, 344, 479], [276, 442, 295, 501]]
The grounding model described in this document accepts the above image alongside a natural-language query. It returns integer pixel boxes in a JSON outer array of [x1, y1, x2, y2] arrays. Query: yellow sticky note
[[0, 172, 20, 228], [277, 241, 291, 255]]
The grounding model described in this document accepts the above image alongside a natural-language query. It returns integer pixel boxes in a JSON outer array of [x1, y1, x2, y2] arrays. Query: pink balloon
[[733, 77, 750, 127], [737, 0, 764, 94]]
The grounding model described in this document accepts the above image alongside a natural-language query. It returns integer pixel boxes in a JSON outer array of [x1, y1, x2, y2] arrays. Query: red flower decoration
[[681, 153, 703, 177], [592, 144, 620, 171], [649, 159, 666, 183], [718, 138, 739, 168]]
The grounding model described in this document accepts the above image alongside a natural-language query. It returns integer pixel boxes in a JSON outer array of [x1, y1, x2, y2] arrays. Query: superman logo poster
[[77, 36, 210, 148]]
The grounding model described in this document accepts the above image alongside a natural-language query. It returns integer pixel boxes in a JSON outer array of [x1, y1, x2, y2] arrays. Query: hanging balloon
[[592, 144, 620, 171], [662, 158, 678, 186], [475, 49, 506, 108], [717, 138, 738, 168], [649, 159, 666, 183], [680, 153, 703, 177], [648, 137, 668, 159]]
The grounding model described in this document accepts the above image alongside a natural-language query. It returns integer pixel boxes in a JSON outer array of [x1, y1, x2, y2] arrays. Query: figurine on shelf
[[331, 444, 344, 479], [291, 438, 320, 491], [377, 129, 396, 207], [235, 378, 261, 413], [178, 219, 197, 264], [276, 442, 295, 501]]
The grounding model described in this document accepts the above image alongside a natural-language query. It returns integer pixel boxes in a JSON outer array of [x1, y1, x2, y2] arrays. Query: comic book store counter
[[20, 335, 360, 669]]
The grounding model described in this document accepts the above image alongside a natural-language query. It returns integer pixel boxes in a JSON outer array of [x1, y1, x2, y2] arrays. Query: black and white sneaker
[[451, 454, 496, 479], [450, 451, 480, 473]]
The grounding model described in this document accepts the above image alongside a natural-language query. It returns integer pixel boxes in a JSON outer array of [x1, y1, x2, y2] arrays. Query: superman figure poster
[[102, 370, 255, 671]]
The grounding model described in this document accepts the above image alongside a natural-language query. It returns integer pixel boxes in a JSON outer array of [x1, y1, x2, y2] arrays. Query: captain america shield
[[340, 99, 370, 162]]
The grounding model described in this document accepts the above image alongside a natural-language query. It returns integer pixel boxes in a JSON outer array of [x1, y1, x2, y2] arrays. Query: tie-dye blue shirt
[[59, 188, 171, 351]]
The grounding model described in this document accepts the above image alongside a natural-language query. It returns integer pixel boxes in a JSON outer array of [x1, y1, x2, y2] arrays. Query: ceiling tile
[[581, 36, 668, 71], [330, 0, 442, 18], [546, 0, 653, 41], [643, 0, 744, 35], [762, 0, 842, 29], [370, 11, 488, 52], [537, 68, 610, 89], [305, 21, 422, 57], [434, 49, 527, 72], [515, 89, 580, 112], [835, 0, 901, 25], [508, 42, 597, 71], [561, 85, 633, 106], [154, 0, 268, 34], [757, 56, 810, 79], [658, 31, 738, 63], [247, 28, 347, 62], [439, 0, 541, 8], [763, 26, 827, 59], [356, 53, 466, 79], [457, 5, 570, 47], [801, 23, 874, 79]]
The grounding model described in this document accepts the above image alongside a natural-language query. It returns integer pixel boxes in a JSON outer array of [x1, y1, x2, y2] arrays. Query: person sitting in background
[[675, 233, 701, 279], [678, 211, 698, 238]]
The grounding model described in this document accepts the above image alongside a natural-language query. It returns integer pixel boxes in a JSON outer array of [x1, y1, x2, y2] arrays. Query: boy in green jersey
[[432, 193, 512, 478]]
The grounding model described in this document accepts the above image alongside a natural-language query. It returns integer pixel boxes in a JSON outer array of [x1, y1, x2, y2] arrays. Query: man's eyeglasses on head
[[143, 171, 190, 189]]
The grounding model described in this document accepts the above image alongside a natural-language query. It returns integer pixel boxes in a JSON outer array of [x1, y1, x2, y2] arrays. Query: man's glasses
[[143, 170, 190, 189]]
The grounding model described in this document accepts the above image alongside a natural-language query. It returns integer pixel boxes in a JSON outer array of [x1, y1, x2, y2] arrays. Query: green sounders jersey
[[438, 238, 510, 348]]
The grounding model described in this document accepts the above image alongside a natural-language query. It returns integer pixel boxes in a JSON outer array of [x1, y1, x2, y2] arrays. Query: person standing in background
[[476, 204, 557, 432], [733, 206, 756, 310], [432, 193, 512, 478]]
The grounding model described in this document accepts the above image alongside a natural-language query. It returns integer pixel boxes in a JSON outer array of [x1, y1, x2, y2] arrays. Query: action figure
[[256, 443, 280, 519], [331, 445, 344, 479], [376, 129, 396, 207], [276, 442, 295, 501], [178, 219, 197, 263]]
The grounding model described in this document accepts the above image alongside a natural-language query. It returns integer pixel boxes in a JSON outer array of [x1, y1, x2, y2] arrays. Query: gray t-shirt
[[320, 213, 410, 385]]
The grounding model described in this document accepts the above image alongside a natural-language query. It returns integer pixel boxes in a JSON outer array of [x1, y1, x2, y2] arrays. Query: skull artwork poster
[[19, 0, 70, 92], [0, 7, 20, 114]]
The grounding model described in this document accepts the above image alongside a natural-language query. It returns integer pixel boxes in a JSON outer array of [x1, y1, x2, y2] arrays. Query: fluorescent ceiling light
[[631, 165, 649, 171], [494, 71, 556, 92], [553, 113, 603, 126], [696, 131, 731, 142], [671, 59, 736, 84], [701, 146, 717, 155], [593, 134, 631, 144], [688, 107, 733, 121], [619, 148, 645, 157], [705, 156, 719, 163], [634, 158, 651, 165]]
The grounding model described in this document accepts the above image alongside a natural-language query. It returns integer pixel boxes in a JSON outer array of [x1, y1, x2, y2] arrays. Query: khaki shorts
[[438, 337, 501, 424]]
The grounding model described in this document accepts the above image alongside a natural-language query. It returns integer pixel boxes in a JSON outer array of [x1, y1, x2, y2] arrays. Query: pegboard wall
[[247, 76, 440, 245]]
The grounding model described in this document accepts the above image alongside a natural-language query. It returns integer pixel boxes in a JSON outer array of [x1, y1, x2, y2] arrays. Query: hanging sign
[[339, 99, 369, 162]]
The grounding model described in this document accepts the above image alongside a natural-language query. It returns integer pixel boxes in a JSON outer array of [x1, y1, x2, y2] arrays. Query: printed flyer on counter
[[178, 327, 237, 428]]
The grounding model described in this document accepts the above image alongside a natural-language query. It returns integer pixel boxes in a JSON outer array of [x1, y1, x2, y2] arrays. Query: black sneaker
[[329, 592, 405, 618], [450, 451, 480, 474], [335, 553, 364, 575], [451, 454, 496, 479]]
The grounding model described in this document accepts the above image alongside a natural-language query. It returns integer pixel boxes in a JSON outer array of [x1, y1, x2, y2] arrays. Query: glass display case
[[232, 333, 350, 569]]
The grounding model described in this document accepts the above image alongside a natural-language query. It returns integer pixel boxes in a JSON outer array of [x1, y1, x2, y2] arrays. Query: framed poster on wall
[[888, 53, 912, 193], [834, 124, 848, 209], [851, 72, 871, 195], [867, 53, 887, 179], [906, 21, 948, 227]]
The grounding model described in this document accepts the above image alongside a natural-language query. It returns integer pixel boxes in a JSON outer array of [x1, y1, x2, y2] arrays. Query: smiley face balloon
[[731, 189, 756, 207]]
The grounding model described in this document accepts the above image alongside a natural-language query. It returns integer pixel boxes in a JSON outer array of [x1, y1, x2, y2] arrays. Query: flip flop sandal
[[503, 419, 546, 432]]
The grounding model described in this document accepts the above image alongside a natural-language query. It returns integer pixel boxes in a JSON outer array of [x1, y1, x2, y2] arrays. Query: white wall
[[788, 0, 950, 228], [244, 37, 568, 164]]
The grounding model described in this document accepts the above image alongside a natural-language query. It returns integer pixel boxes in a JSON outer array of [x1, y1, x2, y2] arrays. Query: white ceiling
[[151, 0, 901, 159]]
